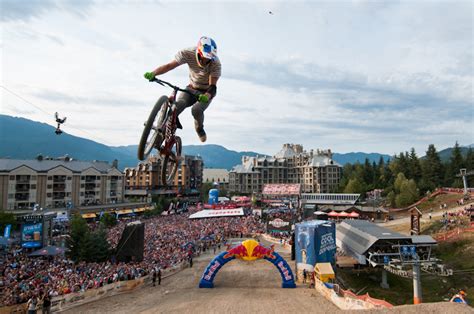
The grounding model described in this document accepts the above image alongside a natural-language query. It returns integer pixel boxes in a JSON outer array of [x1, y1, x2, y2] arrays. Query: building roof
[[306, 155, 341, 167], [411, 235, 437, 244], [301, 193, 360, 205], [230, 157, 258, 174], [336, 220, 411, 255], [0, 158, 115, 173], [274, 145, 297, 159]]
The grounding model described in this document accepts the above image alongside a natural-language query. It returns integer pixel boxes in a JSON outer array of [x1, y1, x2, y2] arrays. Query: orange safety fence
[[434, 226, 474, 242], [340, 287, 393, 308]]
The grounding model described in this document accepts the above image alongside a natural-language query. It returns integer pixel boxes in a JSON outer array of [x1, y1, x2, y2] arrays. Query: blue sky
[[1, 0, 472, 156]]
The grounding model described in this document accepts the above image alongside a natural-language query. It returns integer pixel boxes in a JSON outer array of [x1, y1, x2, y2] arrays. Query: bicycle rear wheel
[[161, 136, 182, 186], [137, 96, 169, 161]]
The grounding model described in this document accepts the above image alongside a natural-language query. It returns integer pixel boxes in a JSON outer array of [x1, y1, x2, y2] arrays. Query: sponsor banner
[[189, 208, 244, 219], [21, 223, 43, 248], [315, 226, 336, 265], [4, 224, 11, 239], [295, 221, 336, 271], [262, 184, 301, 196], [267, 218, 291, 232]]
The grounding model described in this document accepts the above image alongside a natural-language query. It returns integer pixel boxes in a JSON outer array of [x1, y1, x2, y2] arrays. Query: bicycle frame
[[152, 78, 196, 158], [161, 103, 178, 158]]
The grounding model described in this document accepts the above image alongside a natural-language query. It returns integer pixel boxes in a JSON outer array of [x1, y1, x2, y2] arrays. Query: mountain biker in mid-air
[[144, 36, 221, 143]]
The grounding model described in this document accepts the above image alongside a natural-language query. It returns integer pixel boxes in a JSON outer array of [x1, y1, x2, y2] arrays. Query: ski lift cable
[[1, 85, 113, 145]]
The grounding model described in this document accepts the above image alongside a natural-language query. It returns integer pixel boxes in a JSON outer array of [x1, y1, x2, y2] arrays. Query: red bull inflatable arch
[[199, 239, 296, 288]]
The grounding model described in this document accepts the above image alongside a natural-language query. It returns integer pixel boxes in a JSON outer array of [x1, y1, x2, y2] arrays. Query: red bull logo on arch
[[199, 239, 296, 288]]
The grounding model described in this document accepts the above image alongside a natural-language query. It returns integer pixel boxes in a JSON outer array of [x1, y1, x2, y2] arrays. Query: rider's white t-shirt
[[175, 47, 221, 90]]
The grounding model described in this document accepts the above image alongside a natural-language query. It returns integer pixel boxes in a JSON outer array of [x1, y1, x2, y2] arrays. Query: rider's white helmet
[[196, 36, 217, 67]]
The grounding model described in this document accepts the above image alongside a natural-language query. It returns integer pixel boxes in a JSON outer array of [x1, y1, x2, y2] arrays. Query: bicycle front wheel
[[161, 136, 182, 186], [137, 96, 169, 161]]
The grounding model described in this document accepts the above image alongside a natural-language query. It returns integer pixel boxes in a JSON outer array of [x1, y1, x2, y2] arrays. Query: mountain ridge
[[1, 114, 470, 170]]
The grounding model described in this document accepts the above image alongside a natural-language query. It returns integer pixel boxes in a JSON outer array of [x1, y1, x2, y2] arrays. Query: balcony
[[53, 192, 66, 200], [53, 183, 66, 191], [15, 193, 29, 201], [85, 184, 96, 190], [15, 185, 30, 192], [53, 176, 67, 183]]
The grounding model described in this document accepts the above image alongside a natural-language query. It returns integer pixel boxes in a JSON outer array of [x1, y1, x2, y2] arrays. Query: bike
[[138, 78, 200, 186]]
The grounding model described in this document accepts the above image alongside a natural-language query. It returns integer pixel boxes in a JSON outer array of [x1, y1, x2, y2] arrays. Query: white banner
[[189, 208, 244, 219]]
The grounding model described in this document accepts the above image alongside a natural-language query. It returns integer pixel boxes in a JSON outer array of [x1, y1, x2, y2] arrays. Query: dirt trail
[[62, 239, 341, 314], [62, 238, 470, 314]]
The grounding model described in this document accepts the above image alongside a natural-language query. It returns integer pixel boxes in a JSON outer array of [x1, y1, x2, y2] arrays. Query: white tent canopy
[[189, 208, 244, 219]]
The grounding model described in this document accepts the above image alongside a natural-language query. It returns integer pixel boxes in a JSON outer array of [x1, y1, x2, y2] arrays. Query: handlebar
[[151, 78, 198, 97]]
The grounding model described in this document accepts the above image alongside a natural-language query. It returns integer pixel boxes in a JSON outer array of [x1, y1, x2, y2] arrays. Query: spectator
[[27, 295, 38, 314], [41, 293, 51, 314]]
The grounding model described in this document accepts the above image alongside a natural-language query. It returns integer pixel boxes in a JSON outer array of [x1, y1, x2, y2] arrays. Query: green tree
[[67, 214, 89, 262], [0, 212, 16, 232], [395, 179, 419, 208], [100, 212, 117, 228], [77, 227, 110, 263], [387, 190, 396, 207], [200, 182, 213, 203], [389, 152, 409, 179], [408, 148, 422, 182], [466, 147, 474, 170], [465, 148, 474, 187], [344, 177, 365, 194], [445, 141, 464, 187], [363, 158, 374, 189], [420, 144, 443, 192], [394, 173, 407, 193]]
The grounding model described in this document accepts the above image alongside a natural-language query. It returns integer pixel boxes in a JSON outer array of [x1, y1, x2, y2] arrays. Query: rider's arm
[[205, 76, 219, 99], [151, 60, 180, 76]]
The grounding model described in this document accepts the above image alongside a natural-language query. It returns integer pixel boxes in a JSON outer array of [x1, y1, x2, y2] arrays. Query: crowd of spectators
[[0, 208, 265, 307]]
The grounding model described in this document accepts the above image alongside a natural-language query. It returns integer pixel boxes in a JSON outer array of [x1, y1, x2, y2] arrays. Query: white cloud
[[1, 1, 472, 156]]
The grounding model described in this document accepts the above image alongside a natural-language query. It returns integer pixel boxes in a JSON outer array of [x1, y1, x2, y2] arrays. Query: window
[[47, 176, 52, 181], [47, 184, 52, 189], [67, 176, 72, 180], [47, 193, 52, 197], [9, 176, 15, 180], [31, 184, 36, 190], [31, 176, 37, 181]]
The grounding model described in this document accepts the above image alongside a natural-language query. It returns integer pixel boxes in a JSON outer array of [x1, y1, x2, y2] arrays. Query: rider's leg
[[191, 99, 211, 142], [175, 91, 195, 116]]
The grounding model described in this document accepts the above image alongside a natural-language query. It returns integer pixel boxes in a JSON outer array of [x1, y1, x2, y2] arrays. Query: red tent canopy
[[339, 211, 349, 217], [349, 211, 360, 218], [328, 211, 339, 217]]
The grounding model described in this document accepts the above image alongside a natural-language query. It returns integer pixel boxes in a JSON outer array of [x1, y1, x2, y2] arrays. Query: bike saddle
[[176, 117, 183, 130]]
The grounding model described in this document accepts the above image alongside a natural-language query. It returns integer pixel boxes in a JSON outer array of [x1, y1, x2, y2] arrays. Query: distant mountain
[[182, 144, 264, 169], [1, 115, 469, 171], [111, 144, 264, 170], [332, 152, 391, 165], [432, 145, 473, 162], [0, 115, 137, 169]]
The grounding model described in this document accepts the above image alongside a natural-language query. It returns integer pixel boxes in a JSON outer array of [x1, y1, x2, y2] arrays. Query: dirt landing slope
[[63, 239, 470, 314], [63, 241, 340, 314]]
